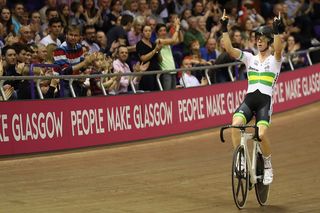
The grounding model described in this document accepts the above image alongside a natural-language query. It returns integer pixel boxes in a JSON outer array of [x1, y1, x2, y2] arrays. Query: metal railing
[[0, 46, 319, 101]]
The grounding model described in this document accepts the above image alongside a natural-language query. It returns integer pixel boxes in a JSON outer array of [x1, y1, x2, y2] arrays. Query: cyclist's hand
[[273, 12, 283, 34], [220, 9, 229, 32]]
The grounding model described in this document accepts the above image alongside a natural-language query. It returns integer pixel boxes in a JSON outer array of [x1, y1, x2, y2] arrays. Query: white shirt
[[238, 51, 282, 97], [179, 72, 200, 88], [40, 34, 61, 46]]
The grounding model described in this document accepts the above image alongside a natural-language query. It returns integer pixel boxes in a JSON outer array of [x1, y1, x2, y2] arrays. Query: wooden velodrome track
[[0, 101, 319, 213]]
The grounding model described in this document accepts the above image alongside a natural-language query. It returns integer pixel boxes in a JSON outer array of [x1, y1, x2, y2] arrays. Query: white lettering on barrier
[[285, 78, 302, 100], [0, 114, 9, 142], [302, 72, 320, 96], [178, 97, 205, 122], [71, 108, 105, 136], [273, 82, 285, 104], [206, 94, 226, 117], [133, 102, 173, 129], [12, 112, 63, 141], [107, 106, 131, 132], [226, 90, 246, 113]]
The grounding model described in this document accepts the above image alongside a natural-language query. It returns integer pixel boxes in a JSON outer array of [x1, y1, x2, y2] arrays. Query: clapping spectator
[[136, 25, 162, 91]]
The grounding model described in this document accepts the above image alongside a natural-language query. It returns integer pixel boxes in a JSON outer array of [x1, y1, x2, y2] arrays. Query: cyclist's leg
[[257, 124, 271, 157], [256, 102, 273, 185], [232, 101, 253, 149]]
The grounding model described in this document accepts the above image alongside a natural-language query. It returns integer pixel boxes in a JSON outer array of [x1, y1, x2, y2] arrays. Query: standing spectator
[[136, 25, 162, 91], [40, 17, 62, 46], [155, 18, 180, 90], [82, 25, 100, 54], [127, 15, 145, 66], [106, 14, 133, 50], [53, 25, 95, 97]]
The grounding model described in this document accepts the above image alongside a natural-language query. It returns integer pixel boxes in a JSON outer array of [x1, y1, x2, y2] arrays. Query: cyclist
[[220, 10, 283, 185]]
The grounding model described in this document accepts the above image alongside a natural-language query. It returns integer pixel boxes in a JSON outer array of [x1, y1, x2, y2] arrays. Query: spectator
[[96, 30, 108, 52], [180, 8, 192, 31], [46, 43, 57, 63], [127, 15, 145, 66], [106, 14, 133, 51], [183, 16, 205, 54], [18, 25, 34, 45], [112, 45, 147, 93], [57, 3, 70, 29], [29, 11, 42, 44], [40, 17, 62, 46], [104, 0, 122, 32], [69, 2, 86, 31], [39, 0, 57, 23], [155, 18, 181, 90], [149, 0, 164, 24], [53, 25, 95, 97], [1, 45, 20, 98], [179, 57, 207, 88], [89, 52, 119, 96], [200, 37, 219, 63], [136, 25, 162, 91], [82, 25, 100, 54], [137, 0, 151, 17], [122, 0, 139, 17], [1, 7, 14, 37], [11, 2, 24, 35], [283, 34, 306, 69], [41, 8, 59, 35]]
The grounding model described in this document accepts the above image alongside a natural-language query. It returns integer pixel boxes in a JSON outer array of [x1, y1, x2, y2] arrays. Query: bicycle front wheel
[[231, 145, 249, 209], [255, 152, 270, 205]]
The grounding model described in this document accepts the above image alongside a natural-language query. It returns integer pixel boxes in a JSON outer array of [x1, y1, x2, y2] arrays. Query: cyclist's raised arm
[[220, 9, 241, 59], [273, 12, 284, 62]]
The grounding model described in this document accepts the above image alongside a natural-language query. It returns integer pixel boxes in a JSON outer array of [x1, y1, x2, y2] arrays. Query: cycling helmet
[[255, 26, 274, 45]]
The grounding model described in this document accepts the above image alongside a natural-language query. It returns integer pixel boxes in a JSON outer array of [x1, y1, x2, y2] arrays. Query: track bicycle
[[220, 125, 270, 209]]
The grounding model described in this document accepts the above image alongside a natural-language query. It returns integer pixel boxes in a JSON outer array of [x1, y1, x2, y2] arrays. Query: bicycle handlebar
[[220, 125, 261, 143]]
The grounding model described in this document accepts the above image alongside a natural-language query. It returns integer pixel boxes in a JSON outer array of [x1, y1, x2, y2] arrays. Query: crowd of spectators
[[0, 0, 320, 100]]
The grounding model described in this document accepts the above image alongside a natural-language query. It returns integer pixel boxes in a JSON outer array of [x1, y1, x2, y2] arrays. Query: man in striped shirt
[[54, 25, 95, 97]]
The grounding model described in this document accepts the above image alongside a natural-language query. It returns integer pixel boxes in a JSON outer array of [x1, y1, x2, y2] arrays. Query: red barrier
[[0, 64, 319, 155]]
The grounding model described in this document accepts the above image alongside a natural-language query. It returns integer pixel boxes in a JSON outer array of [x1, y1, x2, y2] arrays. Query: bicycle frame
[[220, 125, 262, 185], [239, 130, 262, 186]]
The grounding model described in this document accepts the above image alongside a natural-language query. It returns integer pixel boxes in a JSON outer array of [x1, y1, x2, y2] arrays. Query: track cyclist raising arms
[[221, 10, 284, 185]]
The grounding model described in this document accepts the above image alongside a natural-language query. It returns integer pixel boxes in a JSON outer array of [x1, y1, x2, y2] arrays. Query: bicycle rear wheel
[[231, 145, 249, 209], [255, 153, 270, 205]]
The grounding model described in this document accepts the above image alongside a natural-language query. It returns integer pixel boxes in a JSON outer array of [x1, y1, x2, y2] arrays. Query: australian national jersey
[[238, 51, 282, 97]]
